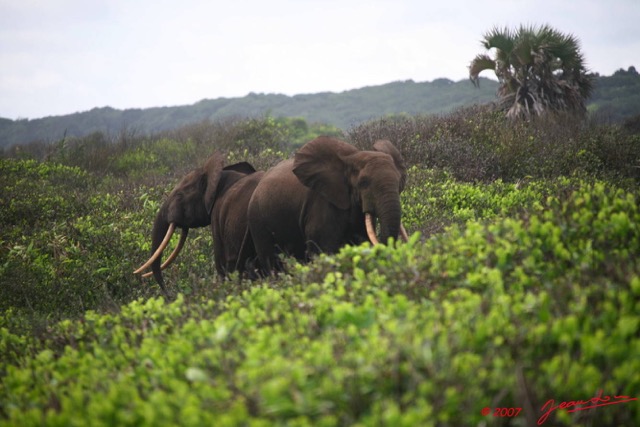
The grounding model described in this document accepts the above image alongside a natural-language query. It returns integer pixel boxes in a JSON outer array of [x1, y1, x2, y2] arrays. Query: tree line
[[2, 69, 638, 150]]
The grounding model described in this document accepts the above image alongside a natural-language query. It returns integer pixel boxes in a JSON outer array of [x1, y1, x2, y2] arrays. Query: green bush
[[0, 159, 91, 229], [348, 106, 640, 182], [1, 113, 639, 426], [111, 139, 198, 179], [0, 159, 217, 324], [400, 168, 586, 237], [1, 179, 637, 426]]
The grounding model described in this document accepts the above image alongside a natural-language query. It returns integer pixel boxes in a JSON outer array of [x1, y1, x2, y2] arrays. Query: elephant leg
[[304, 208, 350, 257], [249, 218, 277, 276], [248, 193, 283, 275], [212, 223, 227, 278], [304, 234, 342, 259], [235, 227, 259, 278]]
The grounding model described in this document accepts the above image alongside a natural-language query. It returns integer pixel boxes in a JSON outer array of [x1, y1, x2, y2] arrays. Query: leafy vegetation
[[348, 105, 640, 183], [3, 68, 640, 149], [1, 109, 639, 426], [590, 66, 640, 122]]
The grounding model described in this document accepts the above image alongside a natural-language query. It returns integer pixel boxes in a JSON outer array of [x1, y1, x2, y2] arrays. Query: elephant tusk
[[133, 223, 176, 275], [400, 223, 409, 242], [365, 213, 380, 245], [141, 228, 188, 278], [365, 214, 408, 245]]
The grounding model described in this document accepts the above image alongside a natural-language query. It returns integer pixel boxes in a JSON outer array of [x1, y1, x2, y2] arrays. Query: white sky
[[1, 0, 639, 120]]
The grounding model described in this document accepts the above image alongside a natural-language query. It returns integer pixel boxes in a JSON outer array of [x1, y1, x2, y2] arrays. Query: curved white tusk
[[365, 213, 380, 245], [400, 223, 409, 242], [133, 223, 176, 274], [141, 228, 188, 278]]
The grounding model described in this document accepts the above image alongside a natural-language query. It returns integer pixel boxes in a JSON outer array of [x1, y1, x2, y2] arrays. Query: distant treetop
[[469, 24, 593, 119]]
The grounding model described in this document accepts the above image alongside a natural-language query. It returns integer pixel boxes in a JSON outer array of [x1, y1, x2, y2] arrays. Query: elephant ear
[[223, 161, 256, 174], [293, 136, 358, 210], [203, 152, 226, 215], [373, 140, 407, 192]]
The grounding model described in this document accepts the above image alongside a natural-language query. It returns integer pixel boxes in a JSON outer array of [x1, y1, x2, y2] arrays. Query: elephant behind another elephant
[[134, 152, 264, 294], [248, 136, 408, 274]]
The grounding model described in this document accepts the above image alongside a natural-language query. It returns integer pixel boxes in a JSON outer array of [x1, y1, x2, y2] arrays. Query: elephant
[[134, 152, 264, 294], [247, 136, 408, 274]]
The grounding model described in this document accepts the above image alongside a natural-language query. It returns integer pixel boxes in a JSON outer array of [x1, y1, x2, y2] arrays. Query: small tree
[[469, 25, 594, 119]]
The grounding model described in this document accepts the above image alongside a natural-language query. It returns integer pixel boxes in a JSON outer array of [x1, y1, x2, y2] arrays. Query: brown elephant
[[247, 136, 408, 274], [134, 152, 264, 294]]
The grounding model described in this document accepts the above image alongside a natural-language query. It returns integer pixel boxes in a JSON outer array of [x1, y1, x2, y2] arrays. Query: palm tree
[[469, 25, 594, 119]]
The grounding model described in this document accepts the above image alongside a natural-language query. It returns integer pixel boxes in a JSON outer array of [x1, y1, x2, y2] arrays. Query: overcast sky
[[1, 0, 639, 120]]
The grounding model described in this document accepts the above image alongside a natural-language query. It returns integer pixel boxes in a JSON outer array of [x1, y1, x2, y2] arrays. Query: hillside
[[589, 66, 640, 119], [5, 77, 497, 149], [2, 68, 640, 149]]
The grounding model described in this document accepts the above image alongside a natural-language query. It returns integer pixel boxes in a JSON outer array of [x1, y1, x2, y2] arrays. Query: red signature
[[537, 390, 638, 425]]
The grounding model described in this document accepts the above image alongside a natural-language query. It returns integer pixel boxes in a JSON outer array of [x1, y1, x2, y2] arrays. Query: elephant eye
[[358, 177, 371, 189]]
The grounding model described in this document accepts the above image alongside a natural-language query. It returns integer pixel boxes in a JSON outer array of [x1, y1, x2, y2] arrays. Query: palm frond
[[511, 33, 534, 67], [469, 54, 496, 87], [482, 26, 514, 53]]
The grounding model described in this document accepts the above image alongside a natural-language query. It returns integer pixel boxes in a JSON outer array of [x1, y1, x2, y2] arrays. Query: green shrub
[[0, 159, 91, 229], [400, 168, 585, 237], [348, 107, 640, 182], [1, 179, 637, 426], [0, 159, 214, 323], [111, 139, 198, 179], [1, 112, 639, 426]]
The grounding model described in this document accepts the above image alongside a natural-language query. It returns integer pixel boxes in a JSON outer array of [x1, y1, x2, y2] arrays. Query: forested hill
[[0, 78, 498, 148], [2, 68, 639, 149]]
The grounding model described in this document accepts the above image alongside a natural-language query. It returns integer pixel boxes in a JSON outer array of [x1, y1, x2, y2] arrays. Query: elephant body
[[135, 153, 263, 293], [248, 159, 367, 269], [211, 166, 265, 276], [137, 138, 407, 288], [248, 136, 407, 274]]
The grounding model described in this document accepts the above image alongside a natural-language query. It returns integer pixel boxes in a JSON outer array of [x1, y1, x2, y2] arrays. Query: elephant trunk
[[133, 212, 191, 295], [365, 189, 403, 245], [133, 211, 174, 296], [150, 212, 170, 293], [376, 195, 402, 243]]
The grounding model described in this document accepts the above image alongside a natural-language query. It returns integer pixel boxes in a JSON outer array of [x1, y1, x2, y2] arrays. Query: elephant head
[[133, 152, 258, 294], [293, 136, 409, 246]]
